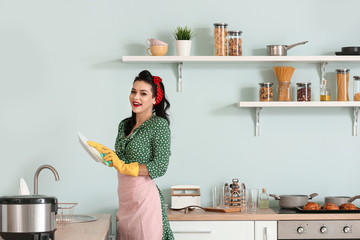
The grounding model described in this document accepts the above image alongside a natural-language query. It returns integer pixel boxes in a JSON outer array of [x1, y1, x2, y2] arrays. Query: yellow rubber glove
[[87, 141, 139, 177]]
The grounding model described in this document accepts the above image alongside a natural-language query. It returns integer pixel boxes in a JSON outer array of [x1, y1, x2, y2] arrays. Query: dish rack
[[56, 203, 78, 225]]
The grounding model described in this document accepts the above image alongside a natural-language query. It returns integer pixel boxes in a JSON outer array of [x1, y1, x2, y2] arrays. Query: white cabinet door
[[170, 221, 254, 240], [255, 221, 277, 240]]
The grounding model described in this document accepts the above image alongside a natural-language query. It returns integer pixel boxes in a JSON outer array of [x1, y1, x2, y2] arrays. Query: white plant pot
[[176, 40, 192, 56]]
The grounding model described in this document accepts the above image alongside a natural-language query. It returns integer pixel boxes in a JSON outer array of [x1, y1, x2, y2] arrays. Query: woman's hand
[[87, 141, 139, 177]]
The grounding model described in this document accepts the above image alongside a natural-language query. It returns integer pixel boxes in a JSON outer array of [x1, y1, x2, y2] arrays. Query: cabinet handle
[[264, 227, 268, 240], [173, 228, 212, 234]]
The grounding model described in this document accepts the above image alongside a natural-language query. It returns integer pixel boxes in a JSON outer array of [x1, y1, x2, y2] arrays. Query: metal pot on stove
[[270, 193, 318, 208], [325, 195, 360, 206], [0, 195, 58, 240]]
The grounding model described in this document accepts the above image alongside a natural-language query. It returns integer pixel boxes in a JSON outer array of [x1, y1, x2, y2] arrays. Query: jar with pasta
[[228, 31, 242, 56], [213, 23, 228, 56], [259, 83, 274, 102], [296, 82, 311, 101], [354, 76, 360, 101], [336, 69, 350, 101], [277, 82, 291, 101]]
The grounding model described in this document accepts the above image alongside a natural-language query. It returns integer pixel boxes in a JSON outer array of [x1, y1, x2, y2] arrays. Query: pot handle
[[349, 195, 360, 202], [269, 194, 280, 200], [308, 193, 318, 199], [286, 41, 308, 50]]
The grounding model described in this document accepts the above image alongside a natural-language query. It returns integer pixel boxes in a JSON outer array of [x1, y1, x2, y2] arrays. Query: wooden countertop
[[168, 208, 360, 221], [55, 214, 111, 240]]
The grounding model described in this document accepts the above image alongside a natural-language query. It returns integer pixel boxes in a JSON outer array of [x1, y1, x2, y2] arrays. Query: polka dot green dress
[[115, 115, 174, 240]]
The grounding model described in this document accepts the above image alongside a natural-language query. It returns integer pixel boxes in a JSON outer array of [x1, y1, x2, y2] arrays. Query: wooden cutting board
[[203, 207, 242, 213]]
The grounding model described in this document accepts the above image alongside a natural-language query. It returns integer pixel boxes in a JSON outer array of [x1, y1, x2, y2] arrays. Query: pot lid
[[0, 195, 58, 204]]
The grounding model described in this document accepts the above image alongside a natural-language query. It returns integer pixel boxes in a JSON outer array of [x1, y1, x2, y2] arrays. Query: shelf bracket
[[353, 107, 359, 136], [320, 61, 328, 85], [255, 107, 262, 137], [177, 62, 183, 92]]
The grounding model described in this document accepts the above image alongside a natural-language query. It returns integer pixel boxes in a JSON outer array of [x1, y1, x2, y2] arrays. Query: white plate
[[78, 131, 106, 165]]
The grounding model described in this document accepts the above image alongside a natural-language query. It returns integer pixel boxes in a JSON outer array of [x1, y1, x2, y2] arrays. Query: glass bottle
[[224, 183, 231, 208], [213, 23, 228, 56], [227, 31, 242, 56], [259, 83, 274, 102], [297, 82, 311, 101], [336, 69, 350, 101], [259, 188, 269, 209], [320, 79, 331, 101], [354, 76, 360, 101]]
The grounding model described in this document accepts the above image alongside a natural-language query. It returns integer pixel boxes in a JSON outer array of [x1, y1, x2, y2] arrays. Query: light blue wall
[[1, 0, 360, 219]]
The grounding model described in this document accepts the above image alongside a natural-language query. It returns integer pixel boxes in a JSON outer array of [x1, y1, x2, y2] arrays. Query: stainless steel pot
[[325, 195, 360, 206], [267, 41, 308, 56], [0, 195, 57, 240], [270, 193, 318, 208]]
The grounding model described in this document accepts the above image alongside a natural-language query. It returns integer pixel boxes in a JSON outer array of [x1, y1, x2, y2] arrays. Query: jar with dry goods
[[228, 31, 242, 56], [259, 83, 274, 102], [354, 76, 360, 101], [213, 23, 228, 56], [296, 82, 311, 101], [277, 82, 291, 101], [336, 69, 350, 101]]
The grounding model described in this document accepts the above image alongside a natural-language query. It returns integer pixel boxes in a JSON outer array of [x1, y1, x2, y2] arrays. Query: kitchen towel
[[18, 177, 30, 195]]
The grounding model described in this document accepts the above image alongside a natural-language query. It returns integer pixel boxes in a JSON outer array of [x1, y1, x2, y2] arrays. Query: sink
[[57, 215, 98, 223]]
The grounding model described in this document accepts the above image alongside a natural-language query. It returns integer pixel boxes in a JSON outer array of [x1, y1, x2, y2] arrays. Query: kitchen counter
[[55, 214, 112, 240], [168, 208, 360, 221], [0, 214, 112, 240]]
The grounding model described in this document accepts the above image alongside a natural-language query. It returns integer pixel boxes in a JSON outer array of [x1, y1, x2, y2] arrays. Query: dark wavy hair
[[124, 70, 170, 136]]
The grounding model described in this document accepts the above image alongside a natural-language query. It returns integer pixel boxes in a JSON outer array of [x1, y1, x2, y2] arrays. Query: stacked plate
[[335, 46, 360, 55]]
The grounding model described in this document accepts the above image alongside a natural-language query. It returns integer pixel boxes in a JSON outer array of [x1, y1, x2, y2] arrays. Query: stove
[[272, 208, 360, 239]]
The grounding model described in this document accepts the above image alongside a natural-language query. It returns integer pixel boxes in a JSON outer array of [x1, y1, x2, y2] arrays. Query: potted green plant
[[173, 26, 194, 56]]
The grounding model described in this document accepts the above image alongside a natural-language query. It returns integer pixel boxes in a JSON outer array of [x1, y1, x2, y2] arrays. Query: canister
[[296, 82, 311, 101], [354, 76, 360, 101], [213, 23, 228, 56], [228, 31, 242, 56], [259, 83, 274, 102], [336, 69, 350, 101]]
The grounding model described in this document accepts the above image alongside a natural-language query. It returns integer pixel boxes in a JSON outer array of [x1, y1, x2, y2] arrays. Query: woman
[[88, 70, 174, 240]]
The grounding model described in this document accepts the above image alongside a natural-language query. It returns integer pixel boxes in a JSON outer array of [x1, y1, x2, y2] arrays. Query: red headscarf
[[153, 76, 163, 106]]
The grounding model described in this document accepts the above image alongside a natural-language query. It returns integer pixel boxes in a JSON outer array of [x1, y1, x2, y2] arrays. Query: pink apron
[[116, 172, 163, 240]]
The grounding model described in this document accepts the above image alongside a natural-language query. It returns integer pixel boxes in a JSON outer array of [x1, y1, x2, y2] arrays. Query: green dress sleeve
[[145, 118, 171, 179]]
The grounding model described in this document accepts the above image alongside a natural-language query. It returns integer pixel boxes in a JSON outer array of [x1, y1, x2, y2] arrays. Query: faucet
[[34, 164, 60, 195]]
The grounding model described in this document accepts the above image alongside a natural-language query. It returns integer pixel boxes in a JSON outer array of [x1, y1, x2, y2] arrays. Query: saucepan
[[325, 195, 360, 206], [270, 193, 318, 208], [267, 41, 308, 56]]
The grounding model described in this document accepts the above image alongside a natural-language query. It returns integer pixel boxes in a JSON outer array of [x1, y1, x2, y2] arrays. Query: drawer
[[170, 221, 254, 240]]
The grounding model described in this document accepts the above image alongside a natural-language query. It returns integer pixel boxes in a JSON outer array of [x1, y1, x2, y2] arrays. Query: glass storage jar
[[336, 69, 350, 101], [213, 23, 228, 56], [228, 31, 242, 56], [354, 76, 360, 101], [296, 82, 311, 101], [259, 83, 274, 102], [277, 82, 291, 101]]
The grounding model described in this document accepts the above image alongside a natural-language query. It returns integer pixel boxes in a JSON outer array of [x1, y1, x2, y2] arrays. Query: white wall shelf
[[122, 56, 360, 92], [237, 101, 360, 136]]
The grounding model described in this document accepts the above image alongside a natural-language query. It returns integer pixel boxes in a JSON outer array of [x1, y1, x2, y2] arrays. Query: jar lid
[[213, 23, 228, 27], [228, 31, 243, 36], [354, 76, 360, 80], [296, 82, 311, 86], [259, 82, 273, 86], [336, 69, 350, 73]]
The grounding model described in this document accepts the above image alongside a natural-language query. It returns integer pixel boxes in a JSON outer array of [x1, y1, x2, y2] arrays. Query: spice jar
[[228, 31, 242, 56], [296, 82, 311, 101], [213, 23, 228, 56], [336, 69, 350, 101], [277, 82, 291, 101], [259, 83, 274, 102], [354, 76, 360, 101]]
